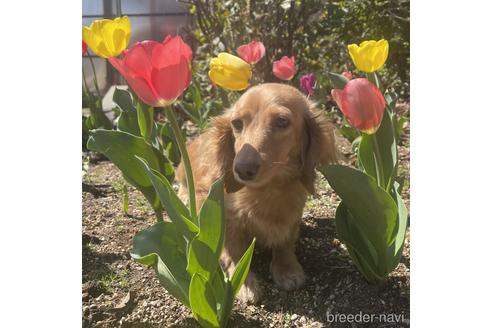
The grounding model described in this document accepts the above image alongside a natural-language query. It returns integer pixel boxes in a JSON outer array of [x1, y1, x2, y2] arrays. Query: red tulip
[[331, 78, 385, 134], [236, 41, 265, 64], [342, 71, 353, 80], [109, 35, 192, 107], [82, 41, 87, 55], [272, 56, 296, 80]]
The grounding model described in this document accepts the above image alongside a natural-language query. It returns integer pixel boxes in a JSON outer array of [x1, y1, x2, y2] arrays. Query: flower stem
[[82, 67, 90, 95], [83, 66, 97, 127], [165, 106, 197, 219], [370, 133, 385, 188], [366, 72, 380, 89], [88, 54, 102, 99]]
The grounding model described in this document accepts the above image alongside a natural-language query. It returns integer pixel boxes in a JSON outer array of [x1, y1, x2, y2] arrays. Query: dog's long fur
[[177, 83, 337, 303]]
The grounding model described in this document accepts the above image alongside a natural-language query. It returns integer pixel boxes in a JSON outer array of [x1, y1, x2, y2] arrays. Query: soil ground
[[82, 103, 410, 328]]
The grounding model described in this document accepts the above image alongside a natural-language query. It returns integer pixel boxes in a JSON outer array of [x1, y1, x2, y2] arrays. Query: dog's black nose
[[234, 144, 261, 181], [234, 161, 260, 181]]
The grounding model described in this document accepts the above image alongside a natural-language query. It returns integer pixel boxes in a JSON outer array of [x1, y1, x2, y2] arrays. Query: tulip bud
[[236, 41, 265, 65], [272, 56, 296, 80], [208, 53, 252, 91], [348, 39, 389, 73], [299, 73, 316, 96], [342, 71, 353, 80], [331, 78, 385, 134]]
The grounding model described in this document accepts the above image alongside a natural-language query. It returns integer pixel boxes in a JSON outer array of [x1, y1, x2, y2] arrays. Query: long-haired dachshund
[[177, 83, 337, 303]]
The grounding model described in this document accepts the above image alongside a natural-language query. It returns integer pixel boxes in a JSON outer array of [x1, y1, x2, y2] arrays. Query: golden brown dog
[[177, 83, 337, 303]]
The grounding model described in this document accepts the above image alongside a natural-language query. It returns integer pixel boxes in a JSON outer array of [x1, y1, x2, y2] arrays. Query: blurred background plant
[[180, 0, 409, 120]]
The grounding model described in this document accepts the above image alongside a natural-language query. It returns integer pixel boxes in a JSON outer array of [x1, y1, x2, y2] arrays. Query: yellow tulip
[[348, 39, 389, 73], [209, 53, 252, 91], [82, 16, 131, 58]]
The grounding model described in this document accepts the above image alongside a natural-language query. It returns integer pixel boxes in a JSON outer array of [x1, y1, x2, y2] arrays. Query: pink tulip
[[299, 73, 316, 96], [109, 35, 192, 107], [342, 71, 353, 80], [331, 78, 385, 134], [236, 41, 265, 64], [272, 56, 296, 80]]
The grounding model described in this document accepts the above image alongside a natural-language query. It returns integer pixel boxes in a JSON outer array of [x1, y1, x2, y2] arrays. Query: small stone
[[291, 314, 298, 321], [82, 306, 90, 316]]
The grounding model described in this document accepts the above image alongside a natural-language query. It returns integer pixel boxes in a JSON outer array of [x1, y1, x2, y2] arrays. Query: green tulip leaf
[[159, 122, 181, 166], [187, 180, 225, 280], [190, 273, 220, 328], [384, 91, 399, 112], [231, 238, 256, 297], [218, 280, 234, 328], [318, 165, 398, 250], [122, 183, 129, 215], [386, 183, 408, 271], [358, 110, 397, 190], [327, 72, 349, 89], [131, 221, 191, 307], [176, 102, 200, 127], [114, 88, 140, 136], [210, 267, 226, 307], [335, 203, 378, 267], [338, 123, 359, 143], [86, 92, 112, 130], [136, 156, 197, 242], [190, 83, 203, 114], [335, 203, 385, 283], [137, 101, 154, 142], [87, 129, 174, 211]]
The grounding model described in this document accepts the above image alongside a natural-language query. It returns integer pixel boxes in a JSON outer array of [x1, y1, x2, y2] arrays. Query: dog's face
[[228, 83, 312, 188]]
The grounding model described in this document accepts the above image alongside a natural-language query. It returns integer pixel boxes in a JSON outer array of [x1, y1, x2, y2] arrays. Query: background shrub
[[183, 0, 409, 112]]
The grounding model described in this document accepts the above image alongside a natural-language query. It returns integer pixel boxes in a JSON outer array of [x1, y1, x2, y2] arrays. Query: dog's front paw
[[237, 273, 262, 304], [271, 259, 306, 291]]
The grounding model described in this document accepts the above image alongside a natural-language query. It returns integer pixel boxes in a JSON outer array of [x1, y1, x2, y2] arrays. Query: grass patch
[[92, 267, 129, 293], [83, 242, 96, 254]]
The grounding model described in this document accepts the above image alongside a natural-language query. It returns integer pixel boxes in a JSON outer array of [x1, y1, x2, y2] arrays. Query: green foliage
[[358, 110, 397, 190], [122, 183, 129, 215], [131, 221, 191, 305], [83, 89, 112, 131], [137, 101, 154, 143], [327, 72, 349, 89], [82, 87, 112, 149], [230, 239, 256, 297], [190, 273, 220, 328], [187, 181, 225, 280], [87, 129, 173, 215], [132, 158, 256, 328], [87, 89, 192, 219], [114, 88, 140, 136], [319, 165, 407, 283], [178, 82, 225, 132]]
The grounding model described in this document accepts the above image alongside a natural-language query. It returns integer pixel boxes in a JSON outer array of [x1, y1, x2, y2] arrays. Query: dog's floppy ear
[[300, 105, 338, 194], [210, 112, 244, 193]]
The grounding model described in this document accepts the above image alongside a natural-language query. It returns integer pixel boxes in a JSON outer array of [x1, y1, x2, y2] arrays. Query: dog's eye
[[275, 117, 290, 128], [231, 118, 243, 131]]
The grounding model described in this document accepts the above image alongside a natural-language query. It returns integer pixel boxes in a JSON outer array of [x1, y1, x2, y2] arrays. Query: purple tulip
[[299, 73, 316, 96]]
